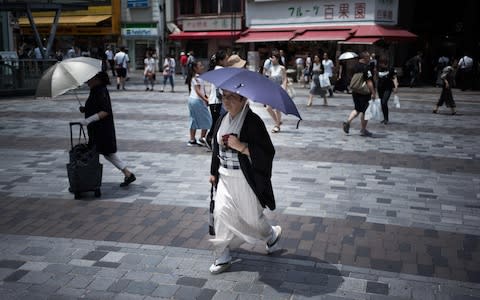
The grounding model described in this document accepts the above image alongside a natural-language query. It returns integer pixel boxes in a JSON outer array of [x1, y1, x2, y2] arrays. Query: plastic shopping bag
[[319, 74, 331, 88], [393, 95, 400, 108], [365, 99, 384, 121]]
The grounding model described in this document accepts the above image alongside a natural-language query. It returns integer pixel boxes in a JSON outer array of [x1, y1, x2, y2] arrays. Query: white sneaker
[[209, 260, 232, 274], [198, 137, 207, 147], [266, 225, 282, 254], [209, 249, 232, 275]]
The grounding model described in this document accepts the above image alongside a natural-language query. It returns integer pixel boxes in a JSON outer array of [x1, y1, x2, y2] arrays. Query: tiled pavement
[[0, 71, 479, 299]]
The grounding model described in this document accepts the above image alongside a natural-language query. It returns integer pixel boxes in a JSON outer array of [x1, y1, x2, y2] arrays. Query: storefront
[[122, 23, 160, 70], [168, 15, 242, 61], [17, 4, 120, 58], [237, 0, 416, 69]]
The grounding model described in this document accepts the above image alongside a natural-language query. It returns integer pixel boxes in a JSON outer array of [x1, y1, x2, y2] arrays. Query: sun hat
[[227, 54, 247, 68]]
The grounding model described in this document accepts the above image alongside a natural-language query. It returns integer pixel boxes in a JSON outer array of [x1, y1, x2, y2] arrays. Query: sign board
[[127, 0, 149, 8], [183, 17, 242, 31], [246, 0, 398, 26], [122, 24, 157, 36]]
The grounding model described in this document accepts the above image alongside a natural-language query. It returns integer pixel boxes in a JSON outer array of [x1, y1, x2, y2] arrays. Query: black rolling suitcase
[[67, 122, 103, 199]]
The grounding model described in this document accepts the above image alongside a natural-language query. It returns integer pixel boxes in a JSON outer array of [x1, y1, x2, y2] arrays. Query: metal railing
[[0, 59, 57, 97]]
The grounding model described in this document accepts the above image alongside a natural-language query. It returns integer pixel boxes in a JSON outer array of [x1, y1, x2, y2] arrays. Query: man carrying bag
[[342, 51, 377, 137]]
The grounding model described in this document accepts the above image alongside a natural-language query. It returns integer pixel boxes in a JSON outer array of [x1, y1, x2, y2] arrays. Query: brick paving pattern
[[0, 72, 479, 299]]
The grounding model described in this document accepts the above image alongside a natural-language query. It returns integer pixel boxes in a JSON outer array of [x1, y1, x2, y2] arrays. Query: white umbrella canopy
[[35, 57, 103, 99], [338, 51, 359, 61]]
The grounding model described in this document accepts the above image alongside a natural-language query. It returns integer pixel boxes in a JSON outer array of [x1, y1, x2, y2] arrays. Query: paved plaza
[[0, 72, 479, 299]]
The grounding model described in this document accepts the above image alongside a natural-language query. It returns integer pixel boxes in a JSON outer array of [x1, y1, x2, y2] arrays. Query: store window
[[201, 0, 217, 14], [221, 0, 241, 13], [179, 0, 195, 15]]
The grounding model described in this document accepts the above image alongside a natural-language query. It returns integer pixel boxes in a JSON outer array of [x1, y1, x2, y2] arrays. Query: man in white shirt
[[295, 56, 304, 82], [114, 47, 129, 90], [458, 54, 474, 91], [322, 52, 335, 96], [105, 46, 116, 77]]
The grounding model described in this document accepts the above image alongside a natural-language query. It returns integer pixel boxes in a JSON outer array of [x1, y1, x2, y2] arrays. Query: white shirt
[[322, 59, 334, 77], [114, 51, 129, 68], [144, 57, 156, 73], [459, 56, 473, 69], [263, 58, 272, 76], [105, 49, 114, 60], [189, 75, 206, 99], [208, 65, 223, 104]]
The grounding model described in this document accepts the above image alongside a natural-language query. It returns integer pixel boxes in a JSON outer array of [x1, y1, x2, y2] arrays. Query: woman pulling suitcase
[[79, 71, 136, 187]]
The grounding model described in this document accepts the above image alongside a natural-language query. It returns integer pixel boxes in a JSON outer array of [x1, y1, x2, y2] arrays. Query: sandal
[[271, 126, 280, 133]]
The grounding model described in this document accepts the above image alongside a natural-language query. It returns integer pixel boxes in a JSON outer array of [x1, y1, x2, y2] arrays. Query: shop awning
[[236, 29, 296, 43], [19, 15, 111, 26], [292, 28, 353, 42], [352, 25, 417, 41], [338, 37, 380, 45], [169, 30, 240, 40], [235, 24, 415, 43]]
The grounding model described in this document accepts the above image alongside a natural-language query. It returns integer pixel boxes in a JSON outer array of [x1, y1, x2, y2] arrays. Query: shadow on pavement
[[232, 249, 344, 297]]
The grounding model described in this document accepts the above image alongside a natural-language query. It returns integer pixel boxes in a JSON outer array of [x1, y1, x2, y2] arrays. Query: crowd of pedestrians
[[59, 43, 479, 277]]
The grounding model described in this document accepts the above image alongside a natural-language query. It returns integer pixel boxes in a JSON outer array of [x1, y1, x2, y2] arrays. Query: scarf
[[217, 101, 249, 142]]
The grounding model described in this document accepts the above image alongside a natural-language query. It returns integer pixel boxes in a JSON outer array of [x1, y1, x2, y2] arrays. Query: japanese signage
[[127, 0, 149, 8], [121, 24, 157, 37], [182, 17, 242, 31], [246, 0, 398, 26]]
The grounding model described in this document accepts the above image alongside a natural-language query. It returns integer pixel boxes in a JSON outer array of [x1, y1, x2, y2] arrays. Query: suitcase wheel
[[74, 192, 81, 199], [94, 189, 101, 197]]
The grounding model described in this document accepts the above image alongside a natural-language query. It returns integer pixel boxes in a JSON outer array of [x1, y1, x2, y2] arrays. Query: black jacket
[[85, 85, 117, 154], [210, 109, 276, 210]]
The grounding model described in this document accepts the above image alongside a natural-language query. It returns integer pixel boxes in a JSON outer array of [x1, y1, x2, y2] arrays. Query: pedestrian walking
[[185, 60, 212, 146], [143, 50, 156, 91], [334, 60, 350, 93], [180, 51, 188, 79], [113, 47, 129, 90], [205, 50, 229, 148], [264, 52, 286, 133], [208, 89, 281, 274], [307, 54, 328, 106], [435, 55, 449, 87], [377, 58, 398, 124], [433, 66, 457, 115], [322, 52, 335, 97], [456, 53, 474, 91], [406, 51, 422, 87], [342, 51, 376, 137], [78, 71, 136, 187], [161, 54, 175, 92], [105, 45, 116, 77], [295, 56, 304, 83]]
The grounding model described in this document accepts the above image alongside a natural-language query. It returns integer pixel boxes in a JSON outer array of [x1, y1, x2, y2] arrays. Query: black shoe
[[342, 122, 350, 134], [120, 173, 136, 187], [117, 84, 120, 90]]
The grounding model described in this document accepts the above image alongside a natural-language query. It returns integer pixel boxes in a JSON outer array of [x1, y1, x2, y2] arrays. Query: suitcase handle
[[69, 122, 88, 149]]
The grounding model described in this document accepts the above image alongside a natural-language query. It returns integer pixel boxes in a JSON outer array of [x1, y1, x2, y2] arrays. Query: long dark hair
[[185, 61, 198, 93], [208, 50, 227, 71]]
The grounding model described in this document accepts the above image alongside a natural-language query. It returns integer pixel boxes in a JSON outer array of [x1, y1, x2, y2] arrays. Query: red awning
[[169, 31, 240, 40], [339, 37, 380, 45], [292, 28, 352, 42], [236, 30, 295, 43], [352, 25, 416, 41]]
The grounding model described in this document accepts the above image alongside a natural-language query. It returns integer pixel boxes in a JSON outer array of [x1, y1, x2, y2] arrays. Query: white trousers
[[210, 167, 273, 256]]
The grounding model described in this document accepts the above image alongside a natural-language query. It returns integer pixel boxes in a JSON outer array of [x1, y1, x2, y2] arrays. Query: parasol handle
[[73, 90, 83, 106], [296, 119, 302, 129]]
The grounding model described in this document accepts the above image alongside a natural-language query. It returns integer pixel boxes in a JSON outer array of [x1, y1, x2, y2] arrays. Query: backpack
[[349, 72, 370, 95]]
